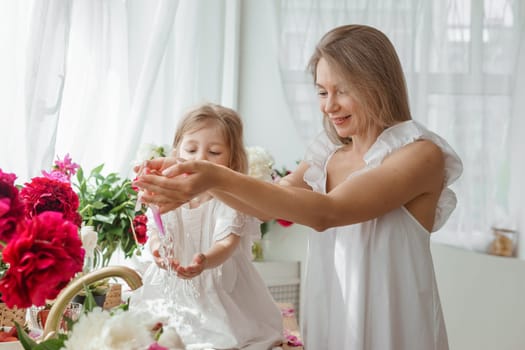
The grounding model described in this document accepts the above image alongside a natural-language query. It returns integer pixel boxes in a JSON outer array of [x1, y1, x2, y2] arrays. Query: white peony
[[61, 307, 184, 350], [158, 326, 186, 349], [247, 146, 274, 182], [134, 143, 171, 165], [99, 309, 158, 350], [61, 308, 111, 350]]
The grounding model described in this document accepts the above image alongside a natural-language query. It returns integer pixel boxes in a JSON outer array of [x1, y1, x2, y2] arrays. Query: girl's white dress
[[301, 120, 463, 350], [132, 199, 283, 350]]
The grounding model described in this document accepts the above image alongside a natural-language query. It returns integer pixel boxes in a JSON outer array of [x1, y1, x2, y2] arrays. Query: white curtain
[[0, 0, 29, 177], [0, 0, 240, 180], [55, 0, 130, 177], [0, 0, 71, 181], [278, 0, 525, 254], [120, 0, 241, 175]]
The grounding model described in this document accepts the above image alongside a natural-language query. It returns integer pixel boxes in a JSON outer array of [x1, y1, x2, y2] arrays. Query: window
[[278, 0, 524, 243]]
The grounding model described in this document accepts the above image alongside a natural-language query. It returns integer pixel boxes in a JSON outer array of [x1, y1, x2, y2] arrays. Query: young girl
[[132, 103, 283, 350]]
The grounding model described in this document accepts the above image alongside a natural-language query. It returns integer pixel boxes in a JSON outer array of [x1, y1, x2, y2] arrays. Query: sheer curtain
[[55, 0, 131, 177], [0, 0, 30, 176], [0, 0, 240, 180], [278, 0, 525, 255], [121, 0, 241, 175], [0, 0, 71, 181]]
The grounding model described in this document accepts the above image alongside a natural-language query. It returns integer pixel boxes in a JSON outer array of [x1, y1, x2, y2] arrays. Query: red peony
[[20, 176, 82, 227], [132, 214, 148, 244], [0, 169, 25, 246], [0, 211, 85, 308], [276, 218, 294, 227]]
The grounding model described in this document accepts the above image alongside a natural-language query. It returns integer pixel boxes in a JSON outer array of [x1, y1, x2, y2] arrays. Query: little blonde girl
[[132, 103, 283, 350]]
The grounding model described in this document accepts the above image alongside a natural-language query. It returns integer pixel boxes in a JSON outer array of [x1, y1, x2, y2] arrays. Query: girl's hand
[[152, 249, 180, 271], [175, 253, 207, 279]]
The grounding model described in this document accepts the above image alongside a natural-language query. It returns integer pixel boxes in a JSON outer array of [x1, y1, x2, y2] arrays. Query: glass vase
[[252, 240, 264, 261]]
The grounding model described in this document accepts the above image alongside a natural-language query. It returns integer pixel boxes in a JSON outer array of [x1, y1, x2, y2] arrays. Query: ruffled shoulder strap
[[303, 131, 339, 192], [364, 120, 463, 232], [213, 200, 261, 242]]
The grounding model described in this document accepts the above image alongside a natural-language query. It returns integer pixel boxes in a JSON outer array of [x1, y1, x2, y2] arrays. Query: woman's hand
[[133, 156, 179, 175], [134, 159, 229, 213]]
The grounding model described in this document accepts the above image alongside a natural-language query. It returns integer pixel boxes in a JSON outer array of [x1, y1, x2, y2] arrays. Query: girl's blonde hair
[[173, 103, 248, 174], [307, 24, 412, 145]]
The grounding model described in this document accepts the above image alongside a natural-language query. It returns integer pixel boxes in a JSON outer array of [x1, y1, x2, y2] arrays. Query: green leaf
[[92, 213, 116, 224], [81, 283, 99, 313], [15, 321, 38, 350], [110, 184, 128, 201], [90, 201, 107, 210], [91, 164, 105, 175], [33, 337, 66, 350], [260, 221, 270, 235], [110, 200, 132, 214]]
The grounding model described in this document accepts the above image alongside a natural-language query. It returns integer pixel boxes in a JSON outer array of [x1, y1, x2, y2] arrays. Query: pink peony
[[42, 154, 79, 182], [41, 169, 70, 183], [51, 153, 79, 181], [0, 211, 85, 308]]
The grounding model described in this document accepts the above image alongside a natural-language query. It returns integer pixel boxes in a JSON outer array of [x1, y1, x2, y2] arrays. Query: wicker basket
[[0, 303, 26, 327]]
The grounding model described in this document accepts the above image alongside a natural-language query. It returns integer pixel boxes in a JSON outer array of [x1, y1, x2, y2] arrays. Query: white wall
[[238, 0, 307, 170], [238, 0, 309, 266], [237, 1, 313, 319], [431, 242, 525, 350]]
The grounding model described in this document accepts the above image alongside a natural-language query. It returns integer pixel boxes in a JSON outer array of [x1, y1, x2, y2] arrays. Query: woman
[[135, 24, 462, 350]]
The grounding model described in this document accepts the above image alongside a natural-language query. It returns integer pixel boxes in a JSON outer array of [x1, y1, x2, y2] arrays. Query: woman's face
[[178, 121, 231, 167], [316, 57, 362, 138]]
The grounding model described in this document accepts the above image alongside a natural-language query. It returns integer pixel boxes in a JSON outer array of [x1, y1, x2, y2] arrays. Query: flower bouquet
[[64, 155, 149, 308], [0, 168, 85, 311], [74, 164, 148, 268], [0, 167, 86, 347]]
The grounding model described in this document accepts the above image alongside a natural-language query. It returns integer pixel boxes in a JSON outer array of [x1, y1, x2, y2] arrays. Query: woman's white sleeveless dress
[[301, 120, 463, 350], [131, 199, 283, 350]]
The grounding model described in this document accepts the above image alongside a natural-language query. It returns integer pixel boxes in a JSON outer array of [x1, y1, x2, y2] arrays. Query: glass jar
[[488, 227, 517, 257]]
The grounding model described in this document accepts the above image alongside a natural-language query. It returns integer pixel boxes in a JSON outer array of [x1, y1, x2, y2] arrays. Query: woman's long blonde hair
[[308, 24, 412, 144], [173, 103, 248, 174]]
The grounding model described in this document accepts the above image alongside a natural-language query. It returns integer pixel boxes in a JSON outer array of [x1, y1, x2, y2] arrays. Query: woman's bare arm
[[209, 162, 312, 221], [135, 141, 444, 231]]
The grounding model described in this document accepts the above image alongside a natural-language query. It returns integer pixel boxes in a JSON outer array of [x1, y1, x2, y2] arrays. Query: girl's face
[[316, 57, 362, 138], [178, 121, 231, 167]]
